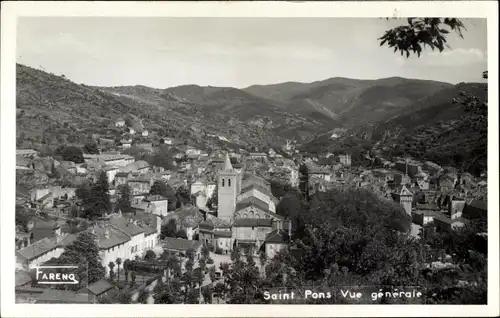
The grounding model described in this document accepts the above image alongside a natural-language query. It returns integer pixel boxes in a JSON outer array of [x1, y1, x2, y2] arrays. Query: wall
[[100, 242, 129, 276], [265, 243, 286, 259], [28, 247, 65, 267], [234, 206, 270, 219]]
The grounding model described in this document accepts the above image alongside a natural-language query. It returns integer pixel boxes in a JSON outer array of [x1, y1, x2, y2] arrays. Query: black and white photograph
[[1, 1, 498, 317]]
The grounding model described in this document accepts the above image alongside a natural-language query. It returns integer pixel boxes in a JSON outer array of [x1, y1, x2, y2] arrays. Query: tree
[[276, 188, 306, 235], [131, 271, 136, 285], [270, 180, 290, 199], [206, 185, 218, 210], [83, 171, 111, 219], [56, 146, 84, 164], [56, 231, 106, 289], [160, 219, 178, 239], [176, 185, 191, 207], [83, 142, 99, 154], [116, 184, 132, 212], [108, 261, 115, 281], [150, 181, 177, 210], [144, 250, 156, 262], [116, 258, 122, 282], [379, 18, 466, 58], [137, 288, 150, 304]]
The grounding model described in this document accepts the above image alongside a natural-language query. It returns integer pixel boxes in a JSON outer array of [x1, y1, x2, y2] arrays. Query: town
[[15, 116, 488, 304], [11, 15, 490, 307]]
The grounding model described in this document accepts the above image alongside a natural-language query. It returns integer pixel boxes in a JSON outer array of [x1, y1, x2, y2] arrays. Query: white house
[[115, 120, 126, 128], [104, 166, 119, 184], [141, 130, 149, 137], [16, 227, 77, 268]]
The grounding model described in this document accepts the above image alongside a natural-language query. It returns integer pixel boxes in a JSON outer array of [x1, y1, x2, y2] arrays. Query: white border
[[1, 1, 498, 317]]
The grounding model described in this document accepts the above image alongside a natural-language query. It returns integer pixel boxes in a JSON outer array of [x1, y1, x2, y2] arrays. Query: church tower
[[398, 185, 413, 216], [217, 153, 238, 223]]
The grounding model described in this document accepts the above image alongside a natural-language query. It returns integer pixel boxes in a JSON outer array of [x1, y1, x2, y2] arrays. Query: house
[[136, 143, 154, 153], [433, 215, 469, 233], [307, 166, 331, 182], [16, 149, 38, 158], [114, 172, 132, 187], [264, 222, 291, 259], [462, 199, 487, 221], [115, 119, 126, 128], [248, 153, 267, 160], [162, 237, 202, 259], [91, 213, 160, 276], [16, 226, 77, 268], [120, 160, 150, 174], [128, 176, 154, 195], [34, 289, 93, 304], [143, 195, 169, 216], [128, 128, 136, 135], [232, 219, 274, 252], [141, 130, 149, 137], [338, 154, 351, 166], [186, 147, 201, 156], [268, 148, 277, 158], [104, 166, 119, 184], [159, 137, 172, 145], [60, 161, 77, 174], [120, 140, 132, 149], [77, 279, 115, 303]]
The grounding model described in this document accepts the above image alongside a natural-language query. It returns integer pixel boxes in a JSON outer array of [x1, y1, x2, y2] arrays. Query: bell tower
[[217, 153, 238, 223], [398, 185, 413, 216]]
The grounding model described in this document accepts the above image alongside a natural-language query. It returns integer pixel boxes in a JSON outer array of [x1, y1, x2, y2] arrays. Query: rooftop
[[265, 229, 290, 244], [233, 218, 273, 228], [162, 237, 202, 252], [79, 279, 114, 296]]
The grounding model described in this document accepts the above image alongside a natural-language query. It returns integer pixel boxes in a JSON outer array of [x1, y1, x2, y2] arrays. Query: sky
[[16, 17, 488, 88]]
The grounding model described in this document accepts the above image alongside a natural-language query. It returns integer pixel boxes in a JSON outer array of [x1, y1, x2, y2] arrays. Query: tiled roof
[[213, 230, 232, 238], [198, 220, 214, 230], [16, 233, 76, 261], [144, 194, 167, 202], [162, 238, 202, 252], [15, 270, 32, 287], [82, 279, 114, 295], [91, 224, 131, 250], [240, 183, 271, 197], [236, 196, 270, 213], [35, 289, 92, 303], [233, 218, 273, 228], [109, 215, 145, 237], [265, 230, 290, 244], [468, 199, 487, 211], [16, 149, 38, 156], [123, 212, 159, 236]]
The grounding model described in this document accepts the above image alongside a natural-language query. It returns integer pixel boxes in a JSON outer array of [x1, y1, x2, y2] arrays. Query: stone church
[[216, 153, 288, 253]]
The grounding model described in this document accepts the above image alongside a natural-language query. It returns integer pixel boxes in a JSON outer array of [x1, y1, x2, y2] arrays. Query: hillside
[[301, 82, 488, 175], [244, 77, 452, 127], [103, 84, 341, 141], [16, 64, 335, 152]]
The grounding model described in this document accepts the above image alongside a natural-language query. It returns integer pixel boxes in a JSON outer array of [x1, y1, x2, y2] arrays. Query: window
[[228, 179, 231, 187], [222, 179, 225, 187]]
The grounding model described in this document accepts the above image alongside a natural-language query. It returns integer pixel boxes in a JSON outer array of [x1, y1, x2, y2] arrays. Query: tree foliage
[[116, 184, 132, 212], [53, 231, 106, 290], [150, 180, 177, 210], [56, 146, 84, 164], [379, 18, 466, 58]]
